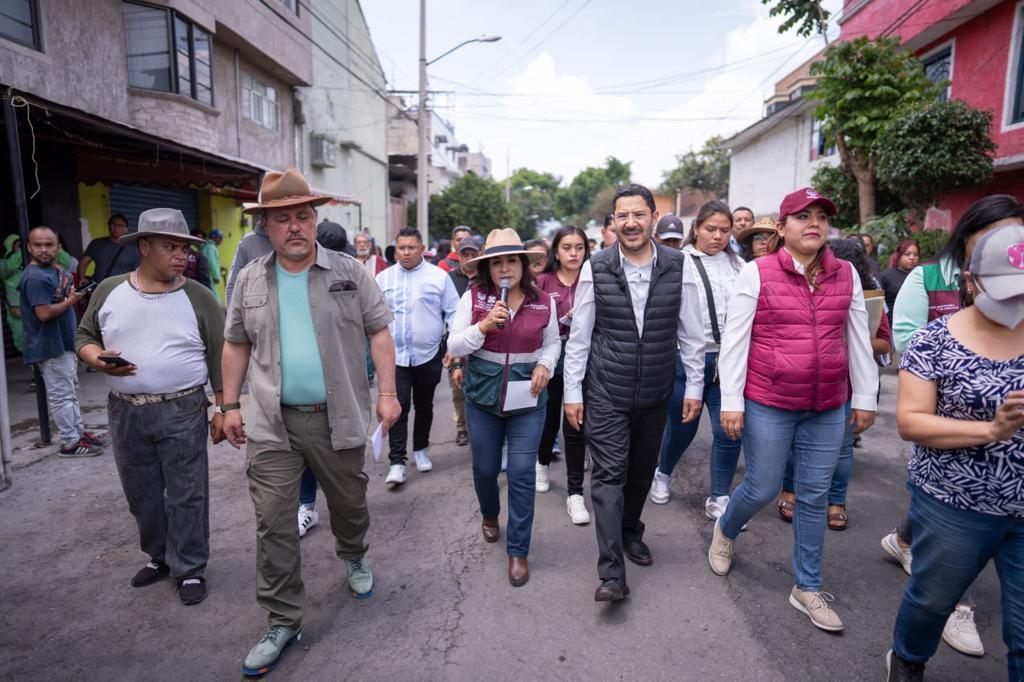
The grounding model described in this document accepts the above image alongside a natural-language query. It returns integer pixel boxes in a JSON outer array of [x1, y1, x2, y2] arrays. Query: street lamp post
[[416, 3, 499, 242]]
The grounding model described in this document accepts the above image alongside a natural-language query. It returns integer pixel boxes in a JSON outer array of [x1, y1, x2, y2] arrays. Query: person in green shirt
[[1, 234, 24, 353], [200, 229, 224, 303]]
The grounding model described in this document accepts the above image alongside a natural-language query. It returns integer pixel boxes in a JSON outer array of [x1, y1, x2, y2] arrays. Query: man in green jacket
[[200, 229, 224, 303], [1, 234, 24, 353]]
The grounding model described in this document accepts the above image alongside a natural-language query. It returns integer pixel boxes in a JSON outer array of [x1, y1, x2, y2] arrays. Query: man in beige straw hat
[[221, 168, 401, 676], [76, 207, 225, 607]]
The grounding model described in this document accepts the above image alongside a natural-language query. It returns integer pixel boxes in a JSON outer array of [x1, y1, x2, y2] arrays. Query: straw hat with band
[[119, 208, 206, 246], [734, 216, 777, 243], [243, 168, 331, 215], [465, 228, 547, 265]]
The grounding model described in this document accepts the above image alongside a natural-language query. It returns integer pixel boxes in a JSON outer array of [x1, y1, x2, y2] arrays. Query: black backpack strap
[[690, 254, 720, 346]]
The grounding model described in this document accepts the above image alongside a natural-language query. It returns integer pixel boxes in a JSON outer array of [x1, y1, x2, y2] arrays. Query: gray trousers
[[109, 390, 210, 579], [40, 351, 85, 448], [247, 408, 370, 628]]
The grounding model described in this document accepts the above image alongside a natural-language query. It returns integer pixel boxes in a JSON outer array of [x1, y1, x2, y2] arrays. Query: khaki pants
[[450, 371, 467, 432], [247, 408, 369, 628]]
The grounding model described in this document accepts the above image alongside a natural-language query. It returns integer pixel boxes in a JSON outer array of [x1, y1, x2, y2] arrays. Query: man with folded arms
[[221, 168, 400, 676]]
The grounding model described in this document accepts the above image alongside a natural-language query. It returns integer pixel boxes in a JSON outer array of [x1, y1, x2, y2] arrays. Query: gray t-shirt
[[84, 237, 140, 281]]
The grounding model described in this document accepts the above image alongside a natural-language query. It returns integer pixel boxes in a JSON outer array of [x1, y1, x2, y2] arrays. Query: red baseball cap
[[778, 187, 837, 220]]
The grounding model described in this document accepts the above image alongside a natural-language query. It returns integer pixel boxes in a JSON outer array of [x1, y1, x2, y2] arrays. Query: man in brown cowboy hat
[[220, 168, 401, 676], [76, 207, 226, 607]]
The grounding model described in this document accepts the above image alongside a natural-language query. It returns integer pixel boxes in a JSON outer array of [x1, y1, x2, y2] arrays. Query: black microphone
[[497, 277, 512, 329]]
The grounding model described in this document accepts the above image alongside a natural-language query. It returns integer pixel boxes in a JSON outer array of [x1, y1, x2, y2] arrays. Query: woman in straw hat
[[447, 228, 561, 587], [735, 216, 777, 261]]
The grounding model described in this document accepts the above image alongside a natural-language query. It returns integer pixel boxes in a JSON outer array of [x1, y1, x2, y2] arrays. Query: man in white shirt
[[377, 228, 460, 487], [564, 184, 705, 602]]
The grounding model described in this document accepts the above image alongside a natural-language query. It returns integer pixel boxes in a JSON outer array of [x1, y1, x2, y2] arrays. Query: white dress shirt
[[717, 250, 879, 413], [563, 243, 707, 404], [446, 289, 562, 374], [376, 258, 460, 367]]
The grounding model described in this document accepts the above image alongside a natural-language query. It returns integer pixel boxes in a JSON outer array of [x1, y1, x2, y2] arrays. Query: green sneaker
[[242, 625, 301, 677], [345, 556, 373, 599]]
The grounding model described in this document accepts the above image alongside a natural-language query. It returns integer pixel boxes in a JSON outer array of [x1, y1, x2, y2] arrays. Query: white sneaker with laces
[[297, 504, 319, 538], [413, 449, 433, 472], [385, 464, 406, 486], [536, 463, 551, 493], [789, 586, 844, 632], [566, 494, 591, 525], [649, 469, 670, 505], [881, 532, 913, 575], [705, 495, 747, 531], [943, 605, 985, 657]]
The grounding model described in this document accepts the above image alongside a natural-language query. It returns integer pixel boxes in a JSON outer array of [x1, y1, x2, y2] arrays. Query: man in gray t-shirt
[[78, 214, 140, 282]]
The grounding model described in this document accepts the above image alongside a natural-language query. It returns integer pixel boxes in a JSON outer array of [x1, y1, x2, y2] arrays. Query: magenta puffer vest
[[745, 247, 853, 412]]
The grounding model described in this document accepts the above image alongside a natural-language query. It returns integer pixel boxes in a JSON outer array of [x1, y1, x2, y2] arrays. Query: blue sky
[[362, 0, 841, 186]]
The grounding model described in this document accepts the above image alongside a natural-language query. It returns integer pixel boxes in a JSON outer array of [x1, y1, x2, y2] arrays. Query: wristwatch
[[219, 402, 241, 414]]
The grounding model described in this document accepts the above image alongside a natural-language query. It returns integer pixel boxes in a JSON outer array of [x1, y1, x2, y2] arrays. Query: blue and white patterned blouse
[[901, 316, 1024, 516]]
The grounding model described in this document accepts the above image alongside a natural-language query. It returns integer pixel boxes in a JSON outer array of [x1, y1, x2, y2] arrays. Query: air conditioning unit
[[310, 134, 337, 168]]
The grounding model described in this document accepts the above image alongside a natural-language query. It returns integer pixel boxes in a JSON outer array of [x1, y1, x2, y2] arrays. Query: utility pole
[[505, 147, 511, 203], [416, 0, 429, 243]]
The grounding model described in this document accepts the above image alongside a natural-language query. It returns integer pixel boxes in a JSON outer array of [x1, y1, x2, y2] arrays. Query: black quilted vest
[[585, 243, 684, 408]]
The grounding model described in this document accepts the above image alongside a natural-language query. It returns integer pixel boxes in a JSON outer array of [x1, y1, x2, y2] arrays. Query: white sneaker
[[943, 605, 985, 657], [705, 495, 747, 531], [413, 449, 432, 472], [536, 463, 551, 493], [789, 586, 844, 632], [649, 469, 670, 505], [881, 532, 913, 575], [385, 464, 406, 486], [566, 494, 591, 525], [297, 504, 319, 538]]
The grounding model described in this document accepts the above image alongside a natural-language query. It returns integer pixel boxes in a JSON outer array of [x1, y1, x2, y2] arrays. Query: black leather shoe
[[624, 539, 653, 566], [594, 579, 630, 602]]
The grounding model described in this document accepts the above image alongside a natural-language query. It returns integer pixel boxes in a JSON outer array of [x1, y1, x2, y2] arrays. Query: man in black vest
[[564, 184, 705, 601]]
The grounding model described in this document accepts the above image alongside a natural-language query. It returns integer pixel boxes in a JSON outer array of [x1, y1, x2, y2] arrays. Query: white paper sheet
[[371, 423, 384, 462], [503, 380, 539, 412]]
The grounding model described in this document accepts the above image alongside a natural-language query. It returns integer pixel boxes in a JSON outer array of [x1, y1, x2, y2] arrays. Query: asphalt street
[[0, 363, 1007, 680]]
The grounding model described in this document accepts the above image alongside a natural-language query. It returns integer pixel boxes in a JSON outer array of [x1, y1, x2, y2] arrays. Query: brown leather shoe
[[508, 556, 529, 587], [481, 518, 500, 543]]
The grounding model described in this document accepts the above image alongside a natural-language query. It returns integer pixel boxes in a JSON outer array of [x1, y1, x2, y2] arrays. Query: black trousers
[[585, 396, 668, 582], [537, 373, 587, 496], [389, 350, 444, 464]]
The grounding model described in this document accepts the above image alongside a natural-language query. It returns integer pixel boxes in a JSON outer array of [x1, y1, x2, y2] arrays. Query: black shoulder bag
[[690, 254, 720, 384]]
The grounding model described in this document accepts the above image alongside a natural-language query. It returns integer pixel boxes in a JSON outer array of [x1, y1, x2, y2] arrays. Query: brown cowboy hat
[[243, 168, 331, 215], [735, 216, 778, 243], [465, 228, 547, 265]]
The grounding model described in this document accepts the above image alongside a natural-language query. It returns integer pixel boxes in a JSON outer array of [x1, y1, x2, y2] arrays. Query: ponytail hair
[[685, 200, 742, 266]]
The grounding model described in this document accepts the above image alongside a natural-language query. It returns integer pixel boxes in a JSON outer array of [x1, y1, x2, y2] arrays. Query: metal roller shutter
[[108, 184, 201, 235]]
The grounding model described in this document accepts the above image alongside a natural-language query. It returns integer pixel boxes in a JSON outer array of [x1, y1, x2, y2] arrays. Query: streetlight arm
[[427, 36, 501, 66]]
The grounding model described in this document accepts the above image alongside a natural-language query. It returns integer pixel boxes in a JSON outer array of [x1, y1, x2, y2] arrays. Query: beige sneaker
[[708, 519, 734, 576], [789, 586, 844, 632]]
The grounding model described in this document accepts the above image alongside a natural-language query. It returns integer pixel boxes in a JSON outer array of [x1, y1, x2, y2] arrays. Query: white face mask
[[976, 292, 1024, 329], [356, 247, 370, 257]]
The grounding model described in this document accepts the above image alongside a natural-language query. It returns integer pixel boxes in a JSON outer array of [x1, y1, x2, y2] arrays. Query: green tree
[[810, 37, 942, 224], [425, 172, 512, 242], [876, 99, 995, 218], [556, 156, 632, 225], [811, 164, 904, 231], [508, 167, 562, 238], [658, 135, 730, 197], [762, 0, 830, 41]]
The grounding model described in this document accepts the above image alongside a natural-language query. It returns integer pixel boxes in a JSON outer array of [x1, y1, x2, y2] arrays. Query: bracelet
[[219, 402, 241, 413], [378, 392, 398, 398]]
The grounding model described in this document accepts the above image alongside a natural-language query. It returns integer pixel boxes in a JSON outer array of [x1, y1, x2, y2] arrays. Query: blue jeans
[[782, 400, 854, 506], [719, 399, 845, 591], [465, 401, 545, 558], [299, 467, 317, 506], [658, 353, 742, 497], [893, 484, 1024, 675]]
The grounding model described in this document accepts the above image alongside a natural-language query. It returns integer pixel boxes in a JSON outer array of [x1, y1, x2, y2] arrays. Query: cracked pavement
[[0, 362, 1009, 679]]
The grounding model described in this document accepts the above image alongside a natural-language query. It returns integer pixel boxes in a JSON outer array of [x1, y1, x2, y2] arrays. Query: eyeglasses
[[752, 234, 768, 243]]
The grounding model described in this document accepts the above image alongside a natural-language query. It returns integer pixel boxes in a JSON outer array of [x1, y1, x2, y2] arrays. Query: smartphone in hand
[[98, 354, 133, 367]]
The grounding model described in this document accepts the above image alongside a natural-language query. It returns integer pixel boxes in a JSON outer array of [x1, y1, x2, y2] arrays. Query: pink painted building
[[840, 0, 1024, 220]]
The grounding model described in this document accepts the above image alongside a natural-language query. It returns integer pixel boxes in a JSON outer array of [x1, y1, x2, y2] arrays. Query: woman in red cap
[[706, 187, 879, 633]]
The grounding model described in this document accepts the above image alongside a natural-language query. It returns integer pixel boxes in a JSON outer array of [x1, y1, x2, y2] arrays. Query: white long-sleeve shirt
[[717, 253, 879, 413], [563, 245, 707, 404], [376, 259, 460, 367], [446, 289, 562, 374]]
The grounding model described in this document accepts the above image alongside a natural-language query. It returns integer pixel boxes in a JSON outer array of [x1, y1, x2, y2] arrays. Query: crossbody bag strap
[[690, 254, 720, 345]]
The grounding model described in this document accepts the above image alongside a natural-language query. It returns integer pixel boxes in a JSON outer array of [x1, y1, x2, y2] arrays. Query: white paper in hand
[[503, 380, 539, 412], [371, 423, 384, 462]]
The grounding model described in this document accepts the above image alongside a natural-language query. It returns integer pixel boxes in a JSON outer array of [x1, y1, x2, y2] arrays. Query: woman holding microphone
[[707, 188, 878, 633], [447, 229, 561, 587]]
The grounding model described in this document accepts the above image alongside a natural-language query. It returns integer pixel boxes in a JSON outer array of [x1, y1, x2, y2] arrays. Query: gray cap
[[971, 223, 1024, 300], [656, 215, 686, 240], [119, 208, 205, 246], [457, 235, 483, 254]]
